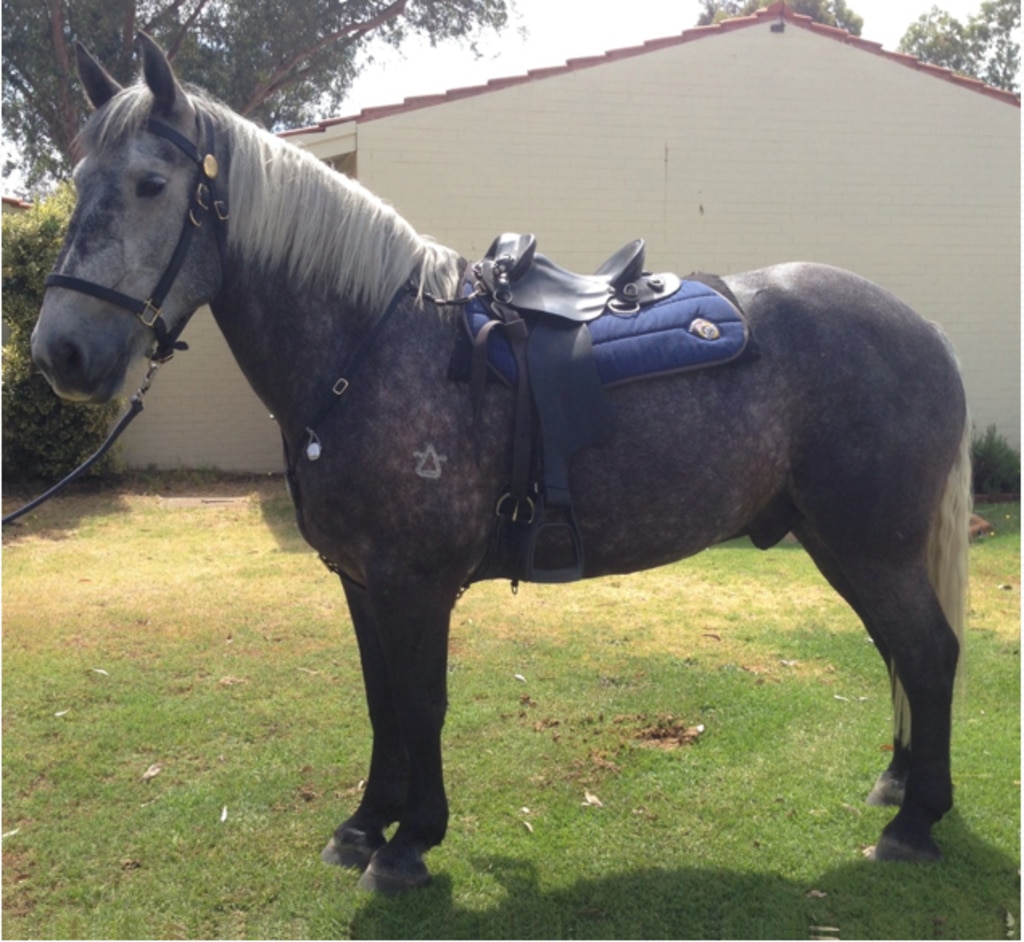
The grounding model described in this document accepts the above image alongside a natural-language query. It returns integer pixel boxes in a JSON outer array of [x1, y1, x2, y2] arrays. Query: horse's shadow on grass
[[1, 483, 134, 538], [258, 489, 312, 553], [345, 812, 1018, 939]]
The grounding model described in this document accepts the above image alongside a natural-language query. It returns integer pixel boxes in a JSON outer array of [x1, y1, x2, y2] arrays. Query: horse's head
[[32, 34, 226, 403]]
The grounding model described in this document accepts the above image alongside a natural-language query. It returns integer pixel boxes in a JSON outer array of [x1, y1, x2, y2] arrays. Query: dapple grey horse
[[30, 35, 970, 893]]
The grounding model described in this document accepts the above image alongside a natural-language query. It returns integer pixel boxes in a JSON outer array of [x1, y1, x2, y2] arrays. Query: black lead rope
[[2, 361, 160, 527]]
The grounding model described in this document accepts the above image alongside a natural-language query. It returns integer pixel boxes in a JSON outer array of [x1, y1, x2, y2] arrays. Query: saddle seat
[[475, 233, 681, 321]]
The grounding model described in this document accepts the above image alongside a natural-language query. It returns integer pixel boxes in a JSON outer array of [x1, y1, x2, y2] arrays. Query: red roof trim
[[283, 0, 1018, 138]]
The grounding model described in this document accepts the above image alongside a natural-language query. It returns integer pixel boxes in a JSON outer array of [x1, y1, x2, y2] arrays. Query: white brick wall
[[118, 308, 282, 472], [120, 16, 1020, 468]]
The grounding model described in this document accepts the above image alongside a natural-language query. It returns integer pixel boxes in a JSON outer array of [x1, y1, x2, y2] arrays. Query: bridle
[[3, 110, 229, 527], [44, 109, 229, 363]]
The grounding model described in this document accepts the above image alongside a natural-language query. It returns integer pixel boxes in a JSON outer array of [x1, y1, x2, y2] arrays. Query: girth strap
[[472, 304, 534, 524]]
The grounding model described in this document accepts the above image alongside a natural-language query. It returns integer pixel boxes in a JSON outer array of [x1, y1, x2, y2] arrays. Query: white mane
[[84, 84, 464, 316]]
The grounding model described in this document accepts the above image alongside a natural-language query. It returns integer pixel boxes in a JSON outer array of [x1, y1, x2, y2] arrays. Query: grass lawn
[[2, 478, 1019, 939]]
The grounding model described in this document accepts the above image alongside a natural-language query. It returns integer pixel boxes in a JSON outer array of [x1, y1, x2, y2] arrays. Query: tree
[[2, 0, 509, 190], [697, 0, 864, 35], [899, 0, 1020, 95]]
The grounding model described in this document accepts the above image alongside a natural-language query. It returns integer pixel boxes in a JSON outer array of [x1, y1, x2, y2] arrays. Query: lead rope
[[2, 359, 162, 526]]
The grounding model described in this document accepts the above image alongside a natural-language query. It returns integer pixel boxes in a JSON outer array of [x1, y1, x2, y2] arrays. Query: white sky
[[339, 0, 990, 117]]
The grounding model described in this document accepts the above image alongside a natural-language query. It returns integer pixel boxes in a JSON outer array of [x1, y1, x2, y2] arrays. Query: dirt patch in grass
[[1, 845, 37, 918], [615, 713, 706, 750], [158, 496, 253, 508]]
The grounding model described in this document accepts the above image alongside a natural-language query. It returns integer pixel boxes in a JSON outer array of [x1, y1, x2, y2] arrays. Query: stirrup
[[524, 506, 585, 584]]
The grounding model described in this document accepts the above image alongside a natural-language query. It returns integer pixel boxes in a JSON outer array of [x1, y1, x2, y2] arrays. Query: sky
[[337, 0, 990, 117]]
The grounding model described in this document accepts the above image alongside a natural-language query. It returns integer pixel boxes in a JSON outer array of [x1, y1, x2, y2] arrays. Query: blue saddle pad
[[464, 279, 748, 388]]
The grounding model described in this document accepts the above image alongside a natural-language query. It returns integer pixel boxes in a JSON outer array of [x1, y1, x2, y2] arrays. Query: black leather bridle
[[44, 110, 228, 363]]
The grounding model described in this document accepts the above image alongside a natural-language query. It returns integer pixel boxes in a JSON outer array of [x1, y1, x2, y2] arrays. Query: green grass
[[2, 481, 1019, 939]]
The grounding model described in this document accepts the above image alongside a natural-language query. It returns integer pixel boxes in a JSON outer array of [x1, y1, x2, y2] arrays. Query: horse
[[30, 35, 971, 894]]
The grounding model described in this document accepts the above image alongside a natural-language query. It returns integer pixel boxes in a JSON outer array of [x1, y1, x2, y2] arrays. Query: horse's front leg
[[323, 574, 455, 894], [322, 576, 408, 871]]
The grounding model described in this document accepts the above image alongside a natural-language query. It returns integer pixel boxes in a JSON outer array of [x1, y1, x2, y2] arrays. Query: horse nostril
[[59, 339, 84, 376], [33, 335, 86, 389]]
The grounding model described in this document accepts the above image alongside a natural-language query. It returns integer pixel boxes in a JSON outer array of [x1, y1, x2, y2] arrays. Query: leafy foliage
[[2, 0, 509, 190], [697, 0, 864, 35], [2, 187, 123, 482], [899, 0, 1020, 94], [971, 423, 1021, 495]]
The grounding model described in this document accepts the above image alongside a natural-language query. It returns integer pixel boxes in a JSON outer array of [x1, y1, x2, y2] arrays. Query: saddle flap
[[527, 319, 612, 490], [523, 319, 610, 584]]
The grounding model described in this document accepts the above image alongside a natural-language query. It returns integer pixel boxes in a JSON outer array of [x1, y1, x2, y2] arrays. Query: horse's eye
[[136, 175, 166, 198]]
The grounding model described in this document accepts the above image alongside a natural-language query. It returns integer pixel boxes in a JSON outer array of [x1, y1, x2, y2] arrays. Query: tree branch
[[239, 0, 408, 116], [164, 0, 215, 60], [47, 0, 82, 159], [120, 4, 136, 59]]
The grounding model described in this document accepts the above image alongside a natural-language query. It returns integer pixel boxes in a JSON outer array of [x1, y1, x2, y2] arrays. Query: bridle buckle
[[139, 300, 162, 328]]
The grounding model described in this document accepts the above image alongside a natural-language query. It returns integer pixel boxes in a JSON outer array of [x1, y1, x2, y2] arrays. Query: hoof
[[357, 853, 431, 895], [321, 826, 384, 871], [866, 772, 906, 808], [870, 832, 942, 862], [321, 837, 369, 870]]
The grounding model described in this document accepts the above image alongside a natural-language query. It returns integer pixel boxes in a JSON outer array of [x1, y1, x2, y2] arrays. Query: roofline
[[282, 0, 1019, 141]]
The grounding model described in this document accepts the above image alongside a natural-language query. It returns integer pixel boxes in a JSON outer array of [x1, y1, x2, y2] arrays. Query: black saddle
[[467, 234, 682, 585], [475, 233, 681, 321]]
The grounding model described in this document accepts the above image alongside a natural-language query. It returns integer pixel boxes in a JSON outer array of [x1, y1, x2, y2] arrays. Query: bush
[[2, 186, 123, 483], [971, 424, 1020, 496]]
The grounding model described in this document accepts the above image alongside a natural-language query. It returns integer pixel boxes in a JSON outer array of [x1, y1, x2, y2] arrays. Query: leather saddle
[[475, 233, 681, 321], [468, 234, 682, 585]]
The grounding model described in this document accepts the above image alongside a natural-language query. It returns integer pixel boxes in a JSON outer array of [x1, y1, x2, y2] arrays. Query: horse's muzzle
[[31, 319, 126, 404]]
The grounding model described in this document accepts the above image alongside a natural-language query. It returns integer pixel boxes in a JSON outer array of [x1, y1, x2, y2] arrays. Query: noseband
[[45, 110, 228, 363]]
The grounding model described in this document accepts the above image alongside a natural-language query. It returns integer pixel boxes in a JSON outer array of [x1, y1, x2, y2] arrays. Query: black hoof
[[357, 852, 431, 895], [321, 826, 385, 871], [871, 830, 942, 862]]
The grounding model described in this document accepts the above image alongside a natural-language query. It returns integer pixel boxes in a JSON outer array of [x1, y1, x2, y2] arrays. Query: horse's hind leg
[[797, 530, 959, 860], [859, 568, 959, 861]]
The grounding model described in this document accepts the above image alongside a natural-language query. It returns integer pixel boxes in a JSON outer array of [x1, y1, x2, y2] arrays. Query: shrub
[[971, 424, 1020, 496], [2, 186, 123, 483]]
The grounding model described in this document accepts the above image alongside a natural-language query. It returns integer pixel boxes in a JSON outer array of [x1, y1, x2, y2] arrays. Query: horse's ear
[[136, 32, 184, 116], [76, 42, 122, 111]]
